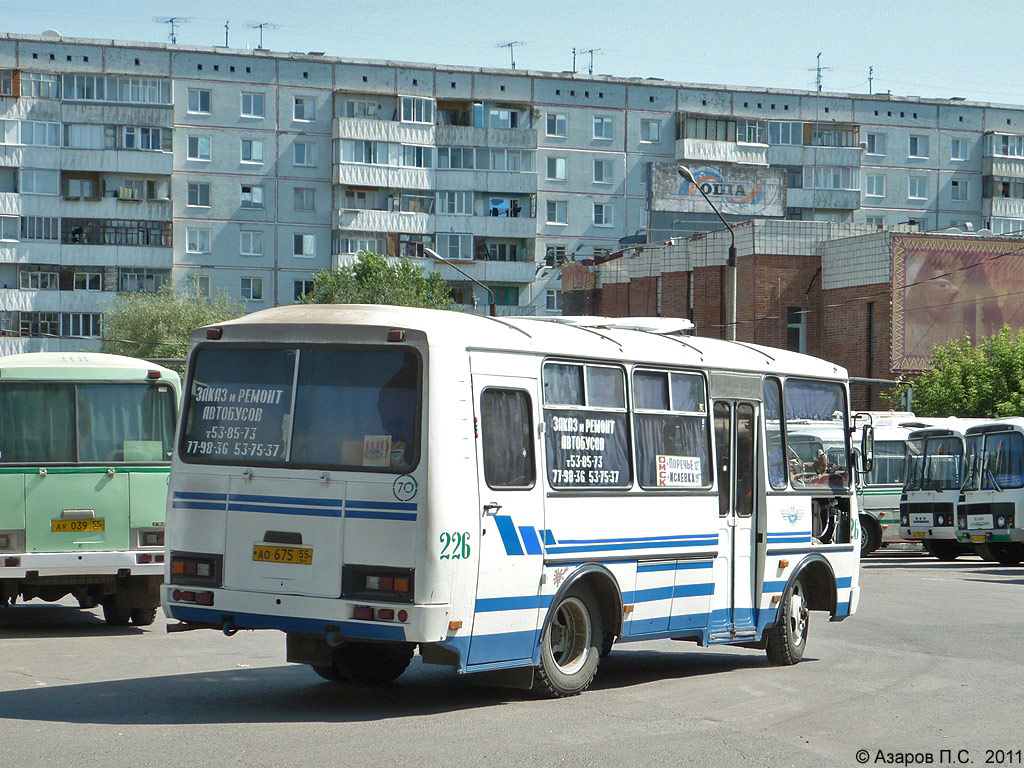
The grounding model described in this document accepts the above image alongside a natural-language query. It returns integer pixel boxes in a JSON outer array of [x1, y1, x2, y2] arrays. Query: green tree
[[101, 284, 246, 365], [303, 252, 453, 310], [894, 327, 1024, 417]]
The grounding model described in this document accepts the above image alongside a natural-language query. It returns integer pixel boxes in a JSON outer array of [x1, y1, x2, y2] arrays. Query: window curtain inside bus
[[763, 378, 787, 490], [77, 384, 176, 462], [543, 364, 584, 405], [634, 413, 710, 488], [784, 380, 844, 421], [0, 383, 75, 463], [480, 389, 535, 488]]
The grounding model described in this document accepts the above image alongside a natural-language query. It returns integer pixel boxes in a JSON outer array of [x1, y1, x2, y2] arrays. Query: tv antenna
[[247, 22, 280, 50], [154, 17, 192, 45], [578, 47, 601, 75], [497, 41, 525, 69], [807, 52, 833, 92]]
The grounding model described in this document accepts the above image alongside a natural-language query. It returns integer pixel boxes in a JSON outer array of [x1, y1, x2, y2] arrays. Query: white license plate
[[968, 514, 993, 530]]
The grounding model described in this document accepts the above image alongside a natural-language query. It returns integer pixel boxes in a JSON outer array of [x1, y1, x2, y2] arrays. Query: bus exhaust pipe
[[222, 620, 239, 636]]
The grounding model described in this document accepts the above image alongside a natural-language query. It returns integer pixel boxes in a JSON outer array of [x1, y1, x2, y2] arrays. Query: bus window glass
[[543, 363, 584, 405], [982, 431, 1024, 489], [783, 379, 849, 489], [714, 402, 731, 516], [864, 440, 907, 486], [922, 436, 962, 490], [0, 383, 75, 463], [480, 389, 535, 488], [291, 348, 419, 471], [963, 434, 982, 490], [904, 437, 925, 491], [735, 403, 755, 517], [544, 362, 630, 489], [77, 384, 176, 462], [632, 370, 710, 489], [763, 378, 787, 490]]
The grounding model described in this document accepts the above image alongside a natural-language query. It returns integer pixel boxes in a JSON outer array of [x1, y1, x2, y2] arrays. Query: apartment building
[[3, 31, 1024, 352]]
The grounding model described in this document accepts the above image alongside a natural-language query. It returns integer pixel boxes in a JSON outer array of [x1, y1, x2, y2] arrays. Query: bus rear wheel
[[765, 575, 809, 666], [859, 515, 881, 556], [101, 598, 131, 626], [923, 539, 962, 561], [313, 642, 414, 685], [990, 543, 1023, 566], [535, 584, 602, 697], [130, 607, 158, 626]]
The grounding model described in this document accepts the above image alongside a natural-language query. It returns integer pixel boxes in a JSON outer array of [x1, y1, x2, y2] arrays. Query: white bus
[[163, 306, 869, 696], [900, 421, 980, 561], [958, 419, 1024, 566]]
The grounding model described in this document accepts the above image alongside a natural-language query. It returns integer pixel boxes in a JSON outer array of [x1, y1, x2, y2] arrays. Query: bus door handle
[[483, 502, 502, 516]]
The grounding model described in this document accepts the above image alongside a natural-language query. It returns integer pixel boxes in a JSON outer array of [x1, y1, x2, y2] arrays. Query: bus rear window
[[181, 346, 420, 472]]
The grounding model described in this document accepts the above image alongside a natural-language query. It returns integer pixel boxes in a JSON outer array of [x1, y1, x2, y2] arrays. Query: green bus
[[0, 352, 179, 625]]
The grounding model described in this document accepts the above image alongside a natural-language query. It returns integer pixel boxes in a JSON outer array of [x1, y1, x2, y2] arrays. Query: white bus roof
[[199, 305, 849, 380], [0, 352, 177, 382]]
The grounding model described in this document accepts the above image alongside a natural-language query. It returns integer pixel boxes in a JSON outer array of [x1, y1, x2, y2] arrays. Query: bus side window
[[480, 389, 536, 489]]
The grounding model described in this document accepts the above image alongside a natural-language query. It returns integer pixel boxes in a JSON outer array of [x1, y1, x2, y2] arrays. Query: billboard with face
[[892, 234, 1024, 371]]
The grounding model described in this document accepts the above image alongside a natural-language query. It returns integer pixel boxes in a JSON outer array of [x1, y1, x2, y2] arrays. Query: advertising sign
[[651, 163, 785, 217]]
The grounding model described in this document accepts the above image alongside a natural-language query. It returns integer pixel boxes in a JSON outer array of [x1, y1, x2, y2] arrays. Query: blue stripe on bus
[[172, 491, 227, 501], [766, 531, 811, 539], [836, 576, 853, 588], [171, 501, 227, 511], [544, 538, 717, 554], [519, 526, 543, 555], [228, 502, 343, 518], [636, 561, 714, 573], [766, 536, 812, 543], [344, 509, 417, 522], [542, 529, 557, 546], [229, 494, 345, 507], [557, 533, 718, 544], [624, 583, 715, 603], [763, 580, 787, 592], [493, 515, 525, 556], [475, 595, 554, 613], [466, 629, 541, 667], [345, 500, 418, 511], [167, 605, 406, 641]]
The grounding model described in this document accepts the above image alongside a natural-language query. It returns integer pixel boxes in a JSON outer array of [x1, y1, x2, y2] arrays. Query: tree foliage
[[894, 327, 1024, 417], [101, 285, 246, 364], [303, 252, 453, 310]]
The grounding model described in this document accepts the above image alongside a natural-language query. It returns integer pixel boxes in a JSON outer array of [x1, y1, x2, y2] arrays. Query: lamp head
[[677, 165, 695, 183]]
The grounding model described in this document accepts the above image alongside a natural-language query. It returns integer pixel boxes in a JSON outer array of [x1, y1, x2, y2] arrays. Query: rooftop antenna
[[497, 41, 524, 69], [579, 48, 601, 75], [868, 65, 873, 95], [247, 22, 280, 50], [154, 17, 192, 45], [224, 20, 230, 48]]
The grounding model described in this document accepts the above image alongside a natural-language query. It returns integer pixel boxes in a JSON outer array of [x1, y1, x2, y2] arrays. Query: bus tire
[[101, 598, 131, 626], [991, 544, 1023, 566], [314, 642, 414, 685], [130, 608, 158, 626], [975, 543, 996, 561], [859, 515, 881, 556], [535, 584, 602, 698], [923, 539, 961, 561], [765, 575, 809, 666]]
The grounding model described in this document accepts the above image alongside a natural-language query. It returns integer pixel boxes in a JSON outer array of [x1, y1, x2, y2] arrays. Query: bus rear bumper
[[0, 551, 164, 580], [162, 586, 453, 644]]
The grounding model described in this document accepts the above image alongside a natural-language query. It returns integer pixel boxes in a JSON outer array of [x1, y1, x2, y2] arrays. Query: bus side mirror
[[860, 424, 875, 473]]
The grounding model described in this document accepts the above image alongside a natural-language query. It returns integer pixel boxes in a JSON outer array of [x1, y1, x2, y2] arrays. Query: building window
[[737, 119, 767, 144], [909, 176, 927, 200], [787, 307, 807, 354], [402, 144, 433, 168], [294, 279, 314, 302], [436, 190, 472, 215], [19, 268, 59, 290], [0, 215, 18, 241], [188, 275, 211, 298], [187, 182, 211, 207], [294, 142, 316, 166], [294, 187, 315, 211], [991, 134, 1024, 158], [809, 125, 858, 148], [400, 96, 434, 124], [20, 120, 60, 146], [74, 270, 102, 291], [0, 69, 12, 96], [21, 72, 60, 99], [18, 312, 60, 336], [545, 244, 567, 264], [293, 96, 315, 122], [866, 215, 885, 228], [186, 227, 211, 254], [546, 156, 566, 181], [951, 139, 967, 161], [546, 289, 562, 311], [240, 184, 264, 209], [344, 100, 381, 119], [492, 286, 519, 306], [436, 232, 473, 260], [546, 113, 567, 137], [240, 277, 263, 301], [62, 123, 103, 149], [951, 178, 969, 201], [241, 92, 265, 118], [187, 88, 211, 114], [293, 233, 315, 257], [546, 200, 567, 225], [487, 242, 519, 261], [240, 230, 264, 256], [865, 174, 885, 197], [119, 268, 169, 293], [866, 132, 885, 155], [19, 169, 60, 195], [488, 108, 520, 129], [803, 166, 859, 191], [20, 216, 59, 241], [640, 119, 660, 143], [684, 116, 736, 142], [241, 138, 264, 164], [593, 202, 612, 226], [593, 116, 613, 139], [768, 121, 801, 145], [340, 139, 382, 164], [65, 177, 96, 200], [187, 135, 211, 161], [64, 75, 170, 105], [593, 159, 612, 184], [909, 135, 929, 158]]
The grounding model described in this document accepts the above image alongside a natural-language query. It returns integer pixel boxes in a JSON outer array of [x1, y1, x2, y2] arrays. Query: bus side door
[[467, 370, 545, 667]]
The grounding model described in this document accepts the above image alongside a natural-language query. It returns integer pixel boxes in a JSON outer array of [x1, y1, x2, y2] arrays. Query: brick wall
[[691, 265, 726, 340], [823, 281, 895, 410]]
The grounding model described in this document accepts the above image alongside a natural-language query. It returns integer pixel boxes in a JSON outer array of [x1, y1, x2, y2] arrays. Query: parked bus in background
[[958, 419, 1024, 566], [163, 306, 871, 697], [900, 420, 981, 561], [0, 353, 179, 624]]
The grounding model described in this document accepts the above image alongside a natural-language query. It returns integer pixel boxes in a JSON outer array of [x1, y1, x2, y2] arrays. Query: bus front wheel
[[535, 584, 602, 697], [923, 539, 961, 561], [859, 515, 881, 556], [313, 642, 414, 685], [765, 575, 809, 666]]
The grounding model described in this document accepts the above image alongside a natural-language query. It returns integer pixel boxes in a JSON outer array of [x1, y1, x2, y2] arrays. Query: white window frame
[[593, 116, 613, 140], [241, 138, 264, 164], [187, 135, 211, 161], [293, 96, 315, 122], [0, 215, 19, 241], [73, 270, 102, 291], [546, 113, 567, 138], [293, 233, 316, 258], [546, 156, 567, 181], [401, 144, 433, 168], [909, 135, 929, 159], [400, 96, 435, 125], [240, 230, 264, 256], [640, 119, 661, 143], [241, 92, 265, 119], [294, 141, 316, 167], [294, 187, 316, 211], [546, 200, 568, 225], [908, 176, 927, 200], [19, 169, 59, 195], [240, 184, 264, 209], [866, 132, 886, 156], [240, 276, 264, 301], [186, 227, 211, 254], [436, 190, 472, 215], [593, 159, 613, 184], [950, 178, 969, 201], [593, 202, 613, 227], [187, 88, 211, 114], [546, 288, 563, 312], [865, 174, 885, 198], [951, 139, 967, 161], [187, 182, 211, 208], [436, 232, 473, 260]]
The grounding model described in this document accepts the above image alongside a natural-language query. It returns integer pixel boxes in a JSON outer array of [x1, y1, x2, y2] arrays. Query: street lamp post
[[422, 246, 498, 317], [677, 165, 738, 341]]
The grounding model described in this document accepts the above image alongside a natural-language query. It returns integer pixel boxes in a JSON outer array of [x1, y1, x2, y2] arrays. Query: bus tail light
[[169, 552, 222, 586], [343, 565, 414, 603], [4, 557, 20, 567], [171, 589, 214, 606], [142, 531, 165, 547], [0, 534, 8, 549]]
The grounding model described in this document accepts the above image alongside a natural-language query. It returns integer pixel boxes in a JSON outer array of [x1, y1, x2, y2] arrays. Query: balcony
[[60, 149, 174, 175], [433, 169, 537, 194], [334, 118, 434, 145], [434, 213, 536, 239], [767, 144, 863, 168], [336, 209, 432, 234], [675, 138, 768, 166], [786, 188, 861, 210], [61, 196, 172, 220], [982, 197, 1024, 220], [0, 287, 109, 313], [58, 243, 172, 267], [435, 124, 537, 150], [412, 256, 538, 285], [0, 192, 20, 216], [334, 163, 434, 190], [982, 157, 1024, 178]]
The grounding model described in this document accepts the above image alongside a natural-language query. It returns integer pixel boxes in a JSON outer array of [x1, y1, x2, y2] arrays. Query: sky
[[3, 0, 1023, 106]]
